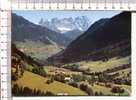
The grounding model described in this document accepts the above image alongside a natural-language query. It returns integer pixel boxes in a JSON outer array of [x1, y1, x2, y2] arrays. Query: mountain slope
[[12, 43, 42, 67], [12, 13, 71, 46], [52, 12, 131, 63], [13, 70, 87, 96], [64, 29, 83, 40]]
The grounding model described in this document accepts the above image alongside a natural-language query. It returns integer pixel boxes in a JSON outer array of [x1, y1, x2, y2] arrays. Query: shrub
[[79, 83, 93, 95], [32, 67, 47, 77], [68, 82, 78, 88], [94, 91, 104, 96], [54, 74, 65, 83], [111, 86, 124, 93], [46, 80, 51, 84], [80, 83, 88, 91], [72, 74, 84, 82], [105, 83, 112, 88], [86, 87, 93, 95]]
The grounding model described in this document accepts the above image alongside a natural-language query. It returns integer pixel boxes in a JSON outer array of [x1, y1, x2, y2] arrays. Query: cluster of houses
[[48, 68, 74, 82]]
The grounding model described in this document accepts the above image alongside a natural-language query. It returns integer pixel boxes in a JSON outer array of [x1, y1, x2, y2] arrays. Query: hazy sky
[[13, 11, 121, 25]]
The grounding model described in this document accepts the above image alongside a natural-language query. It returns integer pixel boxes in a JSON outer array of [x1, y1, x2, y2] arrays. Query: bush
[[68, 82, 78, 88], [111, 86, 124, 93], [50, 76, 54, 82], [46, 76, 54, 84], [54, 74, 65, 83], [105, 83, 112, 88], [65, 64, 79, 71], [86, 87, 93, 95], [72, 74, 84, 82], [94, 91, 104, 96], [46, 80, 51, 84], [32, 67, 47, 77], [79, 83, 93, 95], [80, 83, 88, 91]]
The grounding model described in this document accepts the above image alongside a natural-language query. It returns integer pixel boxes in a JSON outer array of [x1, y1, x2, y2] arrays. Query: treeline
[[63, 63, 131, 86], [12, 84, 55, 96], [104, 64, 130, 73], [32, 67, 47, 77]]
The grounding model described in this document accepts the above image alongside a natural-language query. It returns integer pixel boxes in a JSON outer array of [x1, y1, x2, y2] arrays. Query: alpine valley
[[12, 11, 131, 96]]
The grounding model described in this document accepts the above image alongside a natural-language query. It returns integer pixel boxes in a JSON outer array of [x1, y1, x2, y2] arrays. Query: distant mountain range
[[12, 12, 131, 65], [38, 16, 90, 40], [50, 12, 131, 63], [12, 13, 71, 62], [12, 13, 71, 46]]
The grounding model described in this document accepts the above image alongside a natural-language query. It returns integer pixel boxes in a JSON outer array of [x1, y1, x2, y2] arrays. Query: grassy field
[[90, 84, 130, 96], [114, 84, 131, 95], [60, 56, 131, 96], [13, 70, 87, 96], [91, 84, 113, 95], [44, 66, 82, 75], [108, 68, 131, 79], [76, 56, 130, 72]]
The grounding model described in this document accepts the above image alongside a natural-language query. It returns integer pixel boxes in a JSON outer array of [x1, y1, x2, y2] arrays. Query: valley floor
[[12, 56, 131, 96]]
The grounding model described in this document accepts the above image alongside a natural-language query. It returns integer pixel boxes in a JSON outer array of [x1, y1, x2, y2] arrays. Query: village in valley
[[11, 11, 131, 96]]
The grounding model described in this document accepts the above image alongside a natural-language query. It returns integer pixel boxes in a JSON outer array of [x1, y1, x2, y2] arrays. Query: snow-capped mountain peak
[[38, 16, 90, 34]]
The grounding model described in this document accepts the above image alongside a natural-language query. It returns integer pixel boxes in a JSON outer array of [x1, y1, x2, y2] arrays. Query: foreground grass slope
[[13, 70, 87, 96]]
